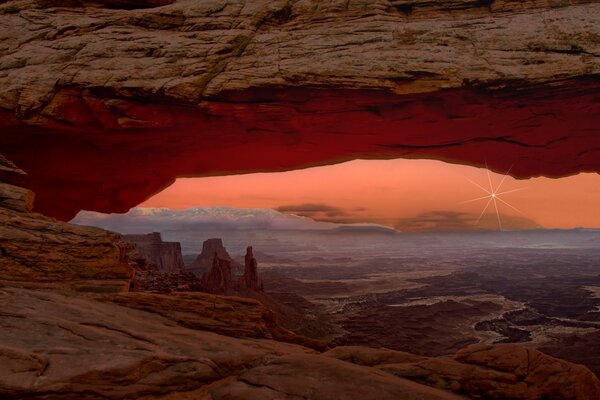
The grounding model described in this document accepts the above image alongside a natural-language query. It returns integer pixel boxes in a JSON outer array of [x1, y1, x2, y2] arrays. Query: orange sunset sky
[[141, 159, 600, 230]]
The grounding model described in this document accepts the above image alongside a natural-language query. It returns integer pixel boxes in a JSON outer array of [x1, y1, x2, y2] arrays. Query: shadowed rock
[[122, 232, 185, 273], [201, 253, 234, 295], [243, 246, 263, 291], [191, 238, 240, 276]]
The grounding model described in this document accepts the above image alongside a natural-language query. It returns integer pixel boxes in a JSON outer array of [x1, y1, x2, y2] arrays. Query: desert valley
[[75, 207, 600, 378]]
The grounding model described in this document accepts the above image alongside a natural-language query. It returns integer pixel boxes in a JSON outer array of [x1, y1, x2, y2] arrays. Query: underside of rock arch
[[1, 0, 599, 220]]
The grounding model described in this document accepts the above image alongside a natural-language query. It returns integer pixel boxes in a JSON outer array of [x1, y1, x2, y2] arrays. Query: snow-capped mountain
[[71, 206, 396, 234]]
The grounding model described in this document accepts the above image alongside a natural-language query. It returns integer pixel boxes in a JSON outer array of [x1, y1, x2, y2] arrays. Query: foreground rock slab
[[102, 290, 326, 350], [326, 344, 600, 400], [0, 287, 464, 400]]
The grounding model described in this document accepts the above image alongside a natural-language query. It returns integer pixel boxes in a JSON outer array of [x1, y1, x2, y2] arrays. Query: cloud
[[276, 203, 347, 219], [394, 211, 541, 232], [275, 206, 541, 232]]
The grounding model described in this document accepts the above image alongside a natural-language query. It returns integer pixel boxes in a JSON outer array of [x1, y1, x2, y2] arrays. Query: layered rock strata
[[1, 287, 598, 399], [0, 157, 133, 292], [122, 232, 185, 273]]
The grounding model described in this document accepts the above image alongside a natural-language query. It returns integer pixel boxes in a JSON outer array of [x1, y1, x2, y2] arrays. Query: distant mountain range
[[71, 207, 599, 257], [72, 207, 400, 234], [72, 206, 550, 235]]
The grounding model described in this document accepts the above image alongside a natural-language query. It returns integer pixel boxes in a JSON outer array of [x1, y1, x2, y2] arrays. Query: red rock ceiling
[[1, 0, 599, 220], [2, 77, 599, 221]]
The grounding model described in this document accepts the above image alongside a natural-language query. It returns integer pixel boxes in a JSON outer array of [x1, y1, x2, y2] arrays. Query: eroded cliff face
[[191, 238, 239, 276], [122, 232, 185, 273], [0, 0, 598, 219], [200, 243, 265, 294]]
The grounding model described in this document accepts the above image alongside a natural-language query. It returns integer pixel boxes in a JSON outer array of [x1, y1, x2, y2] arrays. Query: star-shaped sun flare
[[460, 164, 527, 230]]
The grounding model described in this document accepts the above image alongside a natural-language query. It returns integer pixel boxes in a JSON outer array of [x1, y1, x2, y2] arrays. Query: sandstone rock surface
[[0, 154, 25, 179], [0, 287, 464, 400], [0, 174, 133, 292], [2, 286, 598, 400], [104, 290, 295, 342], [0, 0, 598, 112], [0, 0, 598, 219], [326, 343, 600, 400]]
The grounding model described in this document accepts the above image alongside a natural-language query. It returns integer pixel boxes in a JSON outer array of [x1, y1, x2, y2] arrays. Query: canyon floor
[[167, 228, 600, 378]]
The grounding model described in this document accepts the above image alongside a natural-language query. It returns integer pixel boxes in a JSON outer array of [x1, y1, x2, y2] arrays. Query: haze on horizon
[[140, 159, 600, 231]]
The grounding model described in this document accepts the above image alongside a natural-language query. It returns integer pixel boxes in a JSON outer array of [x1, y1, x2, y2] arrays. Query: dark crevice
[[378, 136, 570, 150], [84, 140, 101, 153], [79, 322, 158, 345], [388, 0, 496, 15], [405, 70, 442, 79], [35, 0, 177, 10], [259, 2, 295, 29], [476, 0, 495, 9], [389, 2, 413, 16]]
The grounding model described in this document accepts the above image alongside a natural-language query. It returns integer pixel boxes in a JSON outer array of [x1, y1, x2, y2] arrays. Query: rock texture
[[0, 0, 598, 219], [103, 290, 326, 350], [0, 154, 25, 180], [0, 287, 462, 400], [122, 232, 185, 273], [2, 286, 598, 399], [0, 162, 133, 292], [130, 267, 204, 293], [326, 344, 600, 400]]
